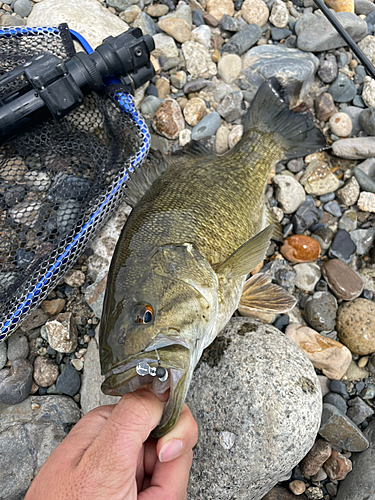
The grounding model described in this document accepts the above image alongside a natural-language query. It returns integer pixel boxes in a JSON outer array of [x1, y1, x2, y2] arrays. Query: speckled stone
[[300, 160, 340, 195], [337, 176, 360, 205], [45, 312, 78, 354], [152, 99, 185, 140], [303, 291, 338, 333], [33, 356, 59, 388], [183, 97, 207, 127], [358, 191, 375, 212], [319, 403, 369, 452], [241, 0, 269, 26], [322, 259, 363, 300], [285, 323, 352, 380], [280, 235, 321, 263], [315, 93, 337, 121], [186, 318, 322, 500], [337, 298, 375, 355]]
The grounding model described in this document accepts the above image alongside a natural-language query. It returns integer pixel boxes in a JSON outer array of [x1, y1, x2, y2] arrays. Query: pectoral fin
[[215, 226, 273, 279], [265, 205, 283, 242], [239, 273, 297, 313]]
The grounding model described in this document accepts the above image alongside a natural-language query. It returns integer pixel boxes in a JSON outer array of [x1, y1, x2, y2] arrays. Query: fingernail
[[159, 439, 183, 462]]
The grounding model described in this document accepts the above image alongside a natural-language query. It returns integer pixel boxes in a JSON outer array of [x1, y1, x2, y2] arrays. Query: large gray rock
[[186, 318, 322, 500], [80, 334, 120, 415], [336, 419, 375, 500], [0, 396, 80, 500], [27, 0, 130, 49], [297, 12, 368, 52], [242, 45, 319, 100]]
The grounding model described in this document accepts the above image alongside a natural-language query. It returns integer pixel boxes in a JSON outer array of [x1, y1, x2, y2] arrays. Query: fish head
[[99, 243, 218, 437]]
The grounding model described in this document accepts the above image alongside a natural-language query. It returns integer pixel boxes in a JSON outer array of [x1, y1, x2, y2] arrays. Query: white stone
[[358, 191, 375, 212], [152, 33, 179, 59], [190, 25, 211, 48], [241, 0, 269, 26], [179, 128, 191, 147], [294, 263, 321, 292], [27, 0, 129, 49], [46, 313, 78, 354], [218, 54, 242, 84], [358, 35, 375, 66], [228, 125, 243, 149], [329, 112, 353, 137], [206, 0, 234, 21], [215, 125, 229, 154], [362, 77, 375, 107], [273, 174, 306, 213], [269, 0, 289, 28], [182, 41, 217, 79]]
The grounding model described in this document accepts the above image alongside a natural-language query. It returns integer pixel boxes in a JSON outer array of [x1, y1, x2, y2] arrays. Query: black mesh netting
[[0, 25, 149, 340]]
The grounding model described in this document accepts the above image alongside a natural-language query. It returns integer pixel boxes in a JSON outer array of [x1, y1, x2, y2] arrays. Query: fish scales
[[99, 79, 327, 437]]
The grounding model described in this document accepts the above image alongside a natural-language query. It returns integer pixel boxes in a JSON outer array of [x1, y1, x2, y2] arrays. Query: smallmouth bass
[[99, 79, 326, 437]]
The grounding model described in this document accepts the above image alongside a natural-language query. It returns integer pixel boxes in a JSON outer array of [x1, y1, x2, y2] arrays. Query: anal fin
[[239, 273, 296, 313]]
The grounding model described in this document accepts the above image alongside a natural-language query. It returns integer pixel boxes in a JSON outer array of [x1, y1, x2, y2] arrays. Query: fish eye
[[132, 304, 154, 324]]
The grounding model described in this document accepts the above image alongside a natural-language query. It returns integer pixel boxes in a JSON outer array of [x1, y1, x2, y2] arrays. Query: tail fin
[[243, 78, 327, 160]]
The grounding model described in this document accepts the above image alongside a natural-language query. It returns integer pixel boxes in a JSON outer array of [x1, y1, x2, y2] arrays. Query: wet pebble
[[286, 323, 351, 380], [33, 356, 59, 387], [323, 200, 342, 217], [347, 396, 374, 425], [303, 291, 338, 333], [7, 332, 29, 361], [337, 298, 375, 355], [329, 112, 353, 137], [323, 392, 348, 414], [299, 439, 332, 477], [319, 403, 369, 452], [280, 235, 321, 264], [322, 259, 363, 300], [56, 364, 81, 397], [323, 450, 352, 481], [0, 359, 33, 405], [294, 263, 321, 292], [328, 229, 356, 263], [191, 112, 221, 140]]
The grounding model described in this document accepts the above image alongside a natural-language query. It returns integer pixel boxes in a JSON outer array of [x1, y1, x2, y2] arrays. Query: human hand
[[25, 388, 198, 500]]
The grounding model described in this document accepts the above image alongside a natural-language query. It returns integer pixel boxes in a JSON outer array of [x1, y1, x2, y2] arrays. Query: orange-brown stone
[[280, 235, 321, 263]]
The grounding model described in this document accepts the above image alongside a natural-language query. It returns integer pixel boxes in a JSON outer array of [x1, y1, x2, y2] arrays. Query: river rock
[[27, 0, 130, 48], [362, 77, 375, 107], [0, 396, 80, 500], [319, 403, 369, 452], [297, 12, 367, 52], [273, 175, 305, 214], [324, 450, 352, 481], [190, 25, 211, 49], [350, 227, 375, 254], [299, 439, 332, 476], [241, 0, 269, 26], [56, 364, 81, 397], [285, 323, 352, 380], [182, 41, 217, 79], [41, 298, 66, 317], [356, 0, 375, 14], [221, 24, 262, 55], [228, 125, 243, 149], [242, 46, 319, 100], [315, 93, 337, 121], [322, 259, 363, 300], [152, 33, 178, 59], [329, 74, 357, 102], [218, 54, 242, 84], [183, 98, 207, 127], [337, 298, 375, 355], [332, 137, 375, 159], [347, 396, 374, 425], [0, 359, 33, 405], [80, 335, 120, 415], [158, 4, 192, 43], [359, 106, 375, 135], [358, 35, 375, 65], [269, 0, 289, 28], [318, 55, 339, 83], [217, 91, 244, 122], [294, 263, 321, 292], [191, 112, 222, 140], [328, 229, 356, 264], [206, 0, 234, 21], [300, 160, 340, 195], [7, 331, 29, 361], [336, 419, 375, 500], [0, 342, 6, 371], [303, 291, 338, 333], [324, 392, 348, 414], [358, 191, 375, 212], [342, 106, 364, 136], [337, 176, 360, 205], [33, 356, 59, 388], [280, 235, 321, 263], [329, 112, 353, 136], [152, 99, 185, 140], [326, 0, 355, 11], [186, 318, 322, 500], [45, 312, 78, 354]]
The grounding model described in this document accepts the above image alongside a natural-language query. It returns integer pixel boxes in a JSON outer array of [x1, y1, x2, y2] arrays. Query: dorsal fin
[[123, 149, 168, 208], [165, 140, 211, 168]]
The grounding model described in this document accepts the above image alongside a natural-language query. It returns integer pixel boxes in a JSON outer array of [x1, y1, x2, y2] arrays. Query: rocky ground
[[1, 0, 375, 499]]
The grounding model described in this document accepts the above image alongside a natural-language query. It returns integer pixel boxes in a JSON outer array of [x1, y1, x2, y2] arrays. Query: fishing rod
[[313, 0, 375, 79]]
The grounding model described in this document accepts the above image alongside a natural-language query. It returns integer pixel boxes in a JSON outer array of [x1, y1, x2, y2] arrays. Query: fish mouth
[[101, 342, 190, 436]]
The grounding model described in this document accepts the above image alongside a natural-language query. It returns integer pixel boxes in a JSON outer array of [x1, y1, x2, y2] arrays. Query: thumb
[[77, 388, 165, 484]]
